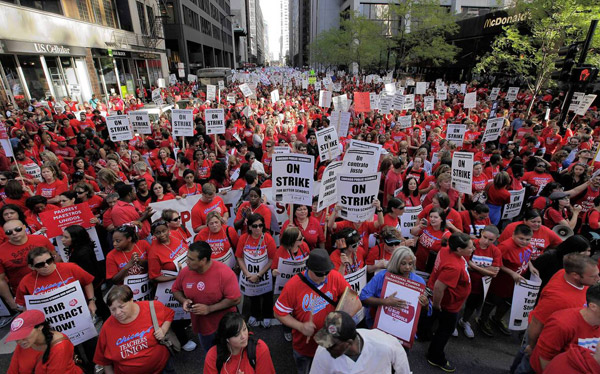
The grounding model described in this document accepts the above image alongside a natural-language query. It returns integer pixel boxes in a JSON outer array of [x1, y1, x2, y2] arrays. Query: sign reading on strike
[[502, 189, 526, 220], [39, 203, 95, 238], [316, 126, 341, 161], [337, 173, 381, 223], [489, 87, 500, 101], [506, 87, 519, 102], [171, 109, 194, 137], [205, 108, 225, 135], [106, 115, 133, 141], [446, 124, 467, 147], [481, 117, 505, 143], [272, 154, 315, 206], [129, 111, 151, 134], [152, 88, 163, 105], [451, 151, 474, 195]]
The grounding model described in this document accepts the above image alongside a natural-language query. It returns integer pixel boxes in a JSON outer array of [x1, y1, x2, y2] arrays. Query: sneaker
[[452, 328, 458, 337], [95, 364, 105, 374], [284, 332, 293, 342], [261, 319, 271, 328], [0, 314, 16, 328], [458, 319, 474, 339], [491, 317, 512, 336], [478, 318, 495, 337], [182, 340, 197, 351], [248, 316, 260, 327], [427, 358, 456, 373]]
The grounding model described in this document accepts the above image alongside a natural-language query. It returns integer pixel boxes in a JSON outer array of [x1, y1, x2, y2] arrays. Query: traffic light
[[571, 66, 599, 83], [551, 44, 580, 82]]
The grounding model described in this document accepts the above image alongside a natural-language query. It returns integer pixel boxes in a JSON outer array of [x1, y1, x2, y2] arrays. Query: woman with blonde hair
[[97, 168, 120, 196]]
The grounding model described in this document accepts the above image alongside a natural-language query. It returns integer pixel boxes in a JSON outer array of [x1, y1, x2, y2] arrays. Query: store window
[[18, 0, 62, 15], [137, 1, 147, 34], [44, 57, 68, 100], [115, 58, 134, 97], [17, 55, 50, 101], [0, 55, 24, 99], [95, 57, 119, 97]]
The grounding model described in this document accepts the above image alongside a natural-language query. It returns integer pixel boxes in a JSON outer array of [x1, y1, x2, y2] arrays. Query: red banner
[[353, 92, 371, 113], [39, 203, 95, 238]]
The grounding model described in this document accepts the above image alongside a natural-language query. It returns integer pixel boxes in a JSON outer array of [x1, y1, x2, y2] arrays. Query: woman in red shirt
[[485, 171, 512, 225], [542, 191, 582, 229], [106, 225, 149, 285], [195, 211, 239, 268], [411, 207, 451, 272], [398, 176, 422, 207], [153, 147, 175, 184], [281, 204, 325, 251], [146, 182, 176, 207], [192, 149, 211, 180], [4, 180, 34, 212], [329, 227, 367, 276], [178, 169, 202, 197], [73, 182, 104, 215], [422, 174, 463, 211], [35, 164, 68, 205], [234, 187, 272, 233], [171, 156, 190, 191], [271, 226, 310, 292]]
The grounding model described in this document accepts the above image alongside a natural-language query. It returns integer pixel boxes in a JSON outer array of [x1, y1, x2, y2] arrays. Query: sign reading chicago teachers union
[[272, 154, 314, 206]]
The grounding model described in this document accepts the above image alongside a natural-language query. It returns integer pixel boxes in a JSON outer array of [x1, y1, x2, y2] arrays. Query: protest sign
[[436, 86, 447, 100], [0, 298, 9, 317], [150, 195, 203, 237], [270, 89, 280, 103], [0, 122, 12, 157], [239, 251, 273, 296], [178, 68, 185, 78], [337, 173, 381, 222], [501, 189, 526, 220], [39, 203, 95, 238], [128, 111, 152, 135], [347, 139, 382, 154], [354, 92, 371, 112], [379, 96, 393, 114], [464, 92, 477, 109], [319, 90, 332, 108], [506, 87, 519, 102], [345, 267, 367, 294], [227, 94, 236, 104], [369, 93, 380, 111], [206, 85, 217, 101], [204, 108, 225, 135], [482, 276, 492, 301], [273, 145, 290, 154], [54, 226, 103, 262], [239, 83, 253, 97], [435, 79, 444, 88], [397, 115, 412, 129], [569, 92, 585, 112], [316, 126, 341, 161], [315, 82, 321, 91], [416, 82, 427, 95], [171, 109, 194, 137], [481, 117, 505, 143], [403, 94, 415, 110], [424, 96, 435, 111], [451, 152, 474, 195], [509, 278, 542, 330], [489, 87, 500, 101], [106, 115, 133, 141], [385, 82, 396, 96], [460, 83, 467, 94], [125, 274, 151, 301], [169, 74, 177, 85], [373, 272, 425, 348], [393, 92, 405, 110], [152, 88, 163, 105], [155, 271, 190, 320], [446, 123, 467, 147], [575, 94, 597, 116], [274, 258, 307, 294], [317, 161, 343, 212], [272, 154, 315, 206], [342, 148, 379, 174], [401, 206, 423, 239], [25, 281, 97, 345], [187, 74, 197, 82], [449, 84, 460, 94], [332, 94, 350, 112]]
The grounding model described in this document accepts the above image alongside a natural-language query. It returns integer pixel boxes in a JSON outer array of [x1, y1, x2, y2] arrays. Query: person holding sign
[[94, 285, 176, 374], [281, 204, 325, 251], [7, 309, 83, 374], [422, 174, 464, 211], [330, 228, 367, 277], [361, 246, 428, 328], [194, 211, 239, 269], [236, 213, 276, 328], [106, 225, 149, 285], [366, 227, 415, 275], [498, 210, 562, 261], [411, 207, 451, 272], [485, 171, 512, 225]]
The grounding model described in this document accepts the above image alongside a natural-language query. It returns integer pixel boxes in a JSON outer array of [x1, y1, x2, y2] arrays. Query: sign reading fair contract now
[[272, 154, 314, 206]]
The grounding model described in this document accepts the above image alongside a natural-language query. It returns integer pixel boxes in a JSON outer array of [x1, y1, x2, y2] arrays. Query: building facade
[[0, 0, 168, 108], [280, 0, 289, 65]]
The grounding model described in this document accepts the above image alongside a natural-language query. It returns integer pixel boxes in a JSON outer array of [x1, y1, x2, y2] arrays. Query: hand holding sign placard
[[481, 117, 505, 143], [337, 173, 381, 223]]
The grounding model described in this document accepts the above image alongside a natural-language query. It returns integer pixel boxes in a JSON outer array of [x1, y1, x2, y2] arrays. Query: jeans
[[162, 357, 177, 374], [427, 309, 459, 365], [293, 350, 313, 374], [198, 332, 216, 353], [510, 334, 534, 374]]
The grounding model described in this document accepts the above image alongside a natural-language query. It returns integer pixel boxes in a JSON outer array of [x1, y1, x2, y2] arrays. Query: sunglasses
[[5, 226, 24, 235], [250, 223, 264, 229], [33, 257, 55, 269], [75, 190, 86, 194], [313, 270, 330, 278], [0, 178, 7, 181], [385, 240, 402, 246], [396, 206, 406, 210], [167, 216, 180, 222]]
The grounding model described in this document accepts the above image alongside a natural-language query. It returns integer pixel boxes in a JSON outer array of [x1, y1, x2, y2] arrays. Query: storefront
[[0, 40, 91, 107]]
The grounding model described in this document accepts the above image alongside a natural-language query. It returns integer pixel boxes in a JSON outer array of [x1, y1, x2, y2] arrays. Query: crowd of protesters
[[0, 67, 599, 374]]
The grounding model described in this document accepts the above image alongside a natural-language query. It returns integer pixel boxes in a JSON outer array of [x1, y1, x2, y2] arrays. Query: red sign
[[353, 92, 371, 113], [39, 203, 95, 238]]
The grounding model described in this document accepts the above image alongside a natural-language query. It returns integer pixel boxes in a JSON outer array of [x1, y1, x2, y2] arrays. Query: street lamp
[[220, 13, 235, 67]]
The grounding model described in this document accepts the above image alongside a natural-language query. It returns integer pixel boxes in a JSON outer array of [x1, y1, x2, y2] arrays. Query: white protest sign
[[501, 189, 526, 220], [489, 87, 500, 101], [509, 278, 542, 330], [171, 109, 194, 137], [569, 92, 585, 112], [416, 82, 428, 95], [337, 173, 381, 222], [178, 68, 185, 78], [150, 194, 202, 236], [227, 94, 236, 104], [507, 87, 519, 102], [124, 274, 151, 301], [397, 115, 412, 129], [393, 92, 405, 110], [204, 108, 225, 135], [451, 152, 474, 195], [403, 94, 415, 110], [239, 83, 253, 97], [332, 94, 349, 111], [435, 79, 444, 88], [106, 115, 133, 141], [369, 93, 380, 111], [460, 83, 467, 94], [481, 117, 505, 143], [385, 83, 397, 96], [343, 148, 379, 174], [319, 90, 332, 108], [446, 123, 467, 147], [23, 162, 41, 181], [187, 74, 197, 82], [274, 258, 307, 294], [424, 96, 435, 111], [25, 281, 97, 345], [380, 96, 393, 114], [575, 94, 597, 116], [152, 88, 163, 105], [55, 227, 104, 262], [464, 92, 477, 109], [316, 126, 341, 161], [206, 85, 217, 101], [155, 271, 190, 320], [345, 267, 367, 294], [334, 111, 351, 137], [317, 161, 343, 212], [401, 206, 423, 239], [482, 276, 492, 301], [129, 111, 152, 135], [218, 80, 225, 90], [373, 272, 425, 348], [239, 251, 273, 296], [270, 89, 280, 103], [273, 146, 290, 154], [272, 154, 315, 206], [436, 86, 447, 100]]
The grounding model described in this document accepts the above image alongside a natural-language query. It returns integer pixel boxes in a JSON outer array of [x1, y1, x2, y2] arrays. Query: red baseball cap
[[56, 136, 66, 142], [6, 310, 45, 342]]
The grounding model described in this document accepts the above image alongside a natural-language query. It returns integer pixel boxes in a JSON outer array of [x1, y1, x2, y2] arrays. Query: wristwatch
[[375, 209, 383, 213], [87, 297, 97, 302]]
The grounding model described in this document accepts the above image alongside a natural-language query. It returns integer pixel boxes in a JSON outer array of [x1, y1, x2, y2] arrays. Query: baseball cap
[[6, 310, 45, 342], [56, 136, 67, 142], [549, 191, 568, 200], [306, 248, 334, 273], [314, 311, 356, 348]]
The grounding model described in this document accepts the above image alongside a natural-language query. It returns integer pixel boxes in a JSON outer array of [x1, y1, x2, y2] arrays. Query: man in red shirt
[[111, 183, 153, 240], [522, 161, 554, 195], [426, 232, 474, 372], [172, 241, 241, 353], [383, 157, 404, 206], [544, 344, 600, 373], [191, 183, 228, 232]]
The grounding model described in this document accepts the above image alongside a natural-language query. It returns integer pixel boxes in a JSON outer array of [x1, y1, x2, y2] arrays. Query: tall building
[[230, 0, 249, 67], [0, 0, 168, 107], [280, 0, 289, 65]]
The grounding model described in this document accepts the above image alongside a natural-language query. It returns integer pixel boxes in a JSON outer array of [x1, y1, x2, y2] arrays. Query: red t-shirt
[[234, 202, 273, 232], [8, 333, 83, 374], [543, 344, 600, 374], [273, 270, 350, 357], [105, 241, 150, 281], [522, 171, 554, 195], [271, 243, 310, 270], [171, 261, 241, 335], [178, 183, 202, 197], [0, 235, 56, 291], [486, 183, 512, 205], [111, 200, 151, 240], [15, 262, 94, 306], [529, 269, 588, 325], [235, 233, 277, 259], [329, 247, 367, 276], [191, 196, 227, 230], [575, 186, 600, 213], [427, 247, 472, 312], [415, 226, 451, 271], [498, 221, 562, 260], [148, 237, 189, 279], [35, 179, 68, 199], [469, 240, 502, 295], [489, 238, 534, 299], [194, 225, 239, 263], [83, 194, 104, 215], [93, 301, 174, 374], [203, 338, 276, 374], [281, 217, 325, 251], [418, 205, 463, 231]]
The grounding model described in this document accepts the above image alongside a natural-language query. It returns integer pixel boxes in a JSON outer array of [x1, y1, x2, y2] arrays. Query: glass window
[[213, 25, 220, 40], [103, 0, 117, 28], [137, 1, 147, 34], [146, 5, 155, 34], [44, 57, 68, 100], [0, 55, 24, 98], [18, 0, 62, 15], [164, 2, 176, 24], [95, 57, 118, 96], [76, 0, 91, 21], [17, 55, 50, 101]]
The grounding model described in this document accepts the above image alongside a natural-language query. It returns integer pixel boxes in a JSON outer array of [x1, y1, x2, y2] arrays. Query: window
[[76, 0, 91, 21], [201, 16, 211, 35], [103, 0, 117, 28], [210, 4, 218, 20], [213, 25, 221, 40], [18, 0, 62, 15], [137, 2, 147, 34], [200, 0, 209, 13], [183, 6, 199, 30], [146, 5, 155, 33], [164, 2, 176, 24]]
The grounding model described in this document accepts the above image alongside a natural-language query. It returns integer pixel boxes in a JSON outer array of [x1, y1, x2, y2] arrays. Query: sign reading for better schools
[[451, 152, 474, 195], [337, 173, 381, 223], [316, 126, 341, 161], [272, 154, 315, 206], [129, 111, 151, 135], [171, 109, 194, 137], [204, 108, 225, 135], [106, 115, 133, 141]]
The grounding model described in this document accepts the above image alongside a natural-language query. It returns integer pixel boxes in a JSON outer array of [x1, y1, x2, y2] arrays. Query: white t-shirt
[[309, 328, 411, 374]]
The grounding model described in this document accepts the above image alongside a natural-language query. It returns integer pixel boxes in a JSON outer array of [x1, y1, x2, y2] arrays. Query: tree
[[474, 0, 600, 114], [389, 0, 460, 69]]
